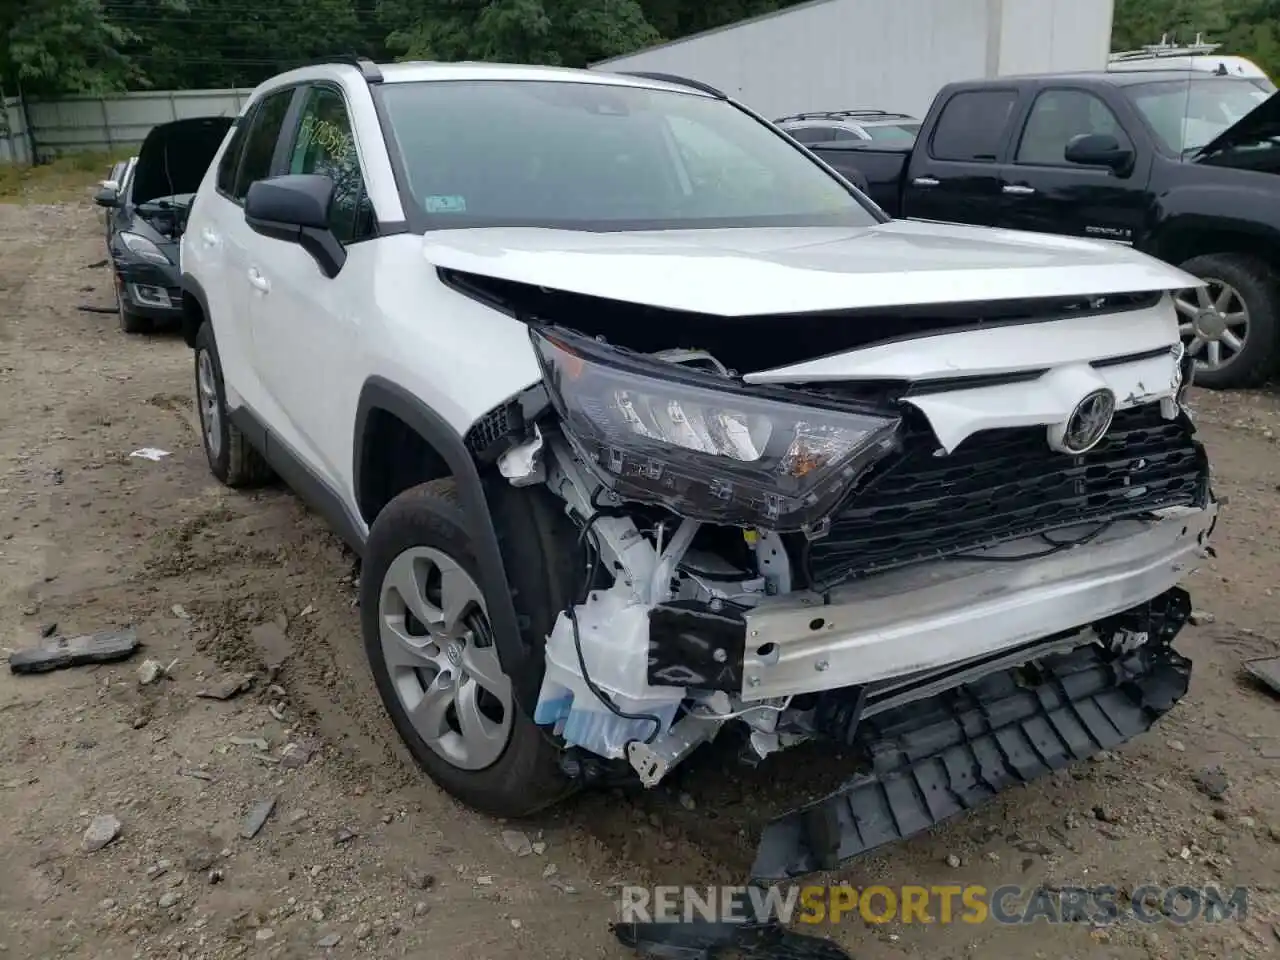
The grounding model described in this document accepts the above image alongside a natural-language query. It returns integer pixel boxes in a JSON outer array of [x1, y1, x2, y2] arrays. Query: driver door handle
[[1003, 184, 1036, 195], [912, 176, 940, 187], [247, 267, 271, 294]]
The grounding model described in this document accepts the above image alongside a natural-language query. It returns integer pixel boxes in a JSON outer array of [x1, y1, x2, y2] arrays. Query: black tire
[[116, 279, 151, 335], [360, 479, 576, 818], [193, 323, 274, 488], [1177, 253, 1280, 390]]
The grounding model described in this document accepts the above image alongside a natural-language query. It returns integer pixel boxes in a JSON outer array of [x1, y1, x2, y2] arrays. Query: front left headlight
[[532, 326, 902, 535], [120, 231, 171, 266]]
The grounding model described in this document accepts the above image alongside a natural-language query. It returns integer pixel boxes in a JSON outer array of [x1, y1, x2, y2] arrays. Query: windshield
[[863, 123, 920, 144], [1126, 78, 1271, 154], [378, 80, 879, 230]]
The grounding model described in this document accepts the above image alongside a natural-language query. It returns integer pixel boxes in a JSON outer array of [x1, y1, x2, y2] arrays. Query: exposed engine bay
[[136, 195, 196, 241], [473, 282, 1216, 876]]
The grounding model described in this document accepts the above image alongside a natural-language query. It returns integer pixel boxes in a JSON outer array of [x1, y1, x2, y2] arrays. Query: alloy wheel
[[1174, 279, 1250, 375], [196, 349, 222, 460], [378, 546, 512, 771]]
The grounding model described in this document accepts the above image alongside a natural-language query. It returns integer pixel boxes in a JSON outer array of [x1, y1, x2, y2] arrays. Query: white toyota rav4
[[180, 57, 1217, 880]]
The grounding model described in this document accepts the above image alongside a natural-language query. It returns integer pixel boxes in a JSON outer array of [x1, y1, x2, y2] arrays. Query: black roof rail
[[319, 55, 384, 83], [614, 71, 726, 98]]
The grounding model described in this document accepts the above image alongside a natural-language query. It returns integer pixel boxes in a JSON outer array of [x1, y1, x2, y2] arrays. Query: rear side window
[[929, 90, 1019, 162], [215, 119, 249, 196], [232, 88, 295, 202]]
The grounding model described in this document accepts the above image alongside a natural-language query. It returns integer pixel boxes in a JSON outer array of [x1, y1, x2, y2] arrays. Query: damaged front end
[[479, 295, 1215, 880]]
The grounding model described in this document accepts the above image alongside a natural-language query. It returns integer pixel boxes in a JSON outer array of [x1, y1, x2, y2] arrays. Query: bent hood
[[1196, 89, 1280, 158], [422, 220, 1198, 316], [133, 116, 234, 205]]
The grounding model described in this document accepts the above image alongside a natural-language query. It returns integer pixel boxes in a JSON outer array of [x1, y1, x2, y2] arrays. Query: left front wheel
[[194, 323, 273, 488]]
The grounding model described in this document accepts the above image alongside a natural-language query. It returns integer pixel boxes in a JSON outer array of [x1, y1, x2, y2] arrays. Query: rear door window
[[929, 90, 1019, 162]]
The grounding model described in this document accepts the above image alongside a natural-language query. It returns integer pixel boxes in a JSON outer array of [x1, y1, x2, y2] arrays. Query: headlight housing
[[532, 326, 902, 534], [120, 231, 171, 266]]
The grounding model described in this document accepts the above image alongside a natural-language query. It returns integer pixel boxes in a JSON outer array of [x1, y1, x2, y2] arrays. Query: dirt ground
[[3, 200, 1280, 960]]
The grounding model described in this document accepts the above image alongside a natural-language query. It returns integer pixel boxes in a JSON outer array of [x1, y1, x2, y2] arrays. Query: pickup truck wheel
[[1174, 254, 1279, 389], [360, 479, 572, 818], [193, 323, 274, 487]]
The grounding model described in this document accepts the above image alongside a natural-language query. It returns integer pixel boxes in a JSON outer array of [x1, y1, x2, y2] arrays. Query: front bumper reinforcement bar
[[751, 610, 1191, 880]]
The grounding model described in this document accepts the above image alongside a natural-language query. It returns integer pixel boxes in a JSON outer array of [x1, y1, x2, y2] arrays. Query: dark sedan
[[94, 117, 232, 334]]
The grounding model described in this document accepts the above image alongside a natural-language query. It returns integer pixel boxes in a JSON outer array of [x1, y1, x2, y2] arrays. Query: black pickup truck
[[807, 69, 1280, 388]]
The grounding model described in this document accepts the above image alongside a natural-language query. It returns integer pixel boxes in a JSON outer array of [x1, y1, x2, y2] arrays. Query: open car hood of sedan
[[422, 220, 1198, 317], [132, 116, 234, 206]]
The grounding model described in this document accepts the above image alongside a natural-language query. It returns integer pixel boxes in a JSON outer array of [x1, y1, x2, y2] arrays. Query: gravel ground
[[3, 200, 1280, 959]]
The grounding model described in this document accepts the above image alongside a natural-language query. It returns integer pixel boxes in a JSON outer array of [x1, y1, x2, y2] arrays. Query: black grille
[[804, 403, 1209, 586]]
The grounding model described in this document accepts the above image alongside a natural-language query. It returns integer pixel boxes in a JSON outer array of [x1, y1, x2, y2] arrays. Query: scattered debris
[[946, 853, 962, 868], [171, 604, 190, 620], [299, 604, 315, 617], [1168, 739, 1187, 752], [10, 628, 140, 675], [413, 902, 429, 918], [196, 674, 252, 700], [679, 793, 696, 811], [532, 841, 547, 855], [82, 814, 122, 853], [280, 739, 316, 769], [316, 933, 341, 948], [1244, 657, 1280, 697], [334, 826, 357, 845], [268, 702, 287, 721], [1190, 610, 1216, 626], [542, 863, 558, 879], [502, 829, 533, 857], [137, 659, 165, 685], [1195, 766, 1230, 800], [76, 304, 118, 314], [286, 809, 309, 826], [146, 860, 171, 880], [158, 891, 182, 909], [476, 875, 494, 886], [128, 448, 171, 462], [179, 768, 215, 782], [240, 797, 277, 839], [404, 868, 435, 890], [511, 918, 523, 930], [249, 622, 290, 679], [38, 623, 57, 639], [229, 736, 269, 752], [353, 923, 372, 941], [1015, 839, 1053, 856]]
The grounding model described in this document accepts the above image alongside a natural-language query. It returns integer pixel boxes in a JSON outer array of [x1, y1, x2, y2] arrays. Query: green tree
[[379, 0, 660, 67], [2, 0, 135, 95]]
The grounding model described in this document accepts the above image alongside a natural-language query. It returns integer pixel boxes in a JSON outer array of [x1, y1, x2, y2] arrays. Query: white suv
[[181, 58, 1216, 879]]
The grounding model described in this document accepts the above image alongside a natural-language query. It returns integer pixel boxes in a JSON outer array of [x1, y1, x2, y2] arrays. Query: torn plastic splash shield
[[613, 917, 853, 960], [751, 620, 1192, 881]]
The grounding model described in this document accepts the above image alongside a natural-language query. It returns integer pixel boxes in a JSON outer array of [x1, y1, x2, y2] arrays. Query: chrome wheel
[[196, 349, 222, 460], [1175, 279, 1250, 374], [378, 546, 512, 771]]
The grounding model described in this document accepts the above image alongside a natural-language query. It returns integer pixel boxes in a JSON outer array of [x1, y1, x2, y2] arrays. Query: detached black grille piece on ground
[[750, 587, 1192, 881], [804, 403, 1208, 586]]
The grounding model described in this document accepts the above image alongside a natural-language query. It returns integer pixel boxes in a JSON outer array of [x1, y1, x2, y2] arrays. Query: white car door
[[193, 86, 299, 418], [245, 82, 373, 496]]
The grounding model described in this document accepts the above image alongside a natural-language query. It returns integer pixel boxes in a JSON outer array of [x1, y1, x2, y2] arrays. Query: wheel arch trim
[[353, 376, 539, 715]]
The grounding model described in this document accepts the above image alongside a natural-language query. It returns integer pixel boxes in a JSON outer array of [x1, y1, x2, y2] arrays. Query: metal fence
[[0, 88, 254, 163], [1, 96, 32, 164]]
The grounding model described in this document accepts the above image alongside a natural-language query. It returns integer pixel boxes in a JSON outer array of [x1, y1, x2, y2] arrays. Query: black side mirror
[[93, 185, 119, 208], [1064, 133, 1134, 174], [244, 174, 346, 278]]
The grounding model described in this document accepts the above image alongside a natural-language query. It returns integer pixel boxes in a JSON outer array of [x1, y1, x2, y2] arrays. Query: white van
[[1109, 38, 1276, 94]]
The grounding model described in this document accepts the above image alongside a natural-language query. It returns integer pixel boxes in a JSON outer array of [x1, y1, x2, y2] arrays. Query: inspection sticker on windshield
[[424, 195, 467, 213]]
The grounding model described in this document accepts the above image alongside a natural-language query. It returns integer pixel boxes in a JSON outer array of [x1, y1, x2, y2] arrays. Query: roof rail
[[614, 71, 726, 98], [320, 55, 384, 83], [1109, 33, 1221, 62], [775, 109, 912, 123]]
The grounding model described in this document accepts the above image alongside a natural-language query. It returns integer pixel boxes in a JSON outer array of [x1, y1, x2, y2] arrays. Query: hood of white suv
[[422, 220, 1198, 316]]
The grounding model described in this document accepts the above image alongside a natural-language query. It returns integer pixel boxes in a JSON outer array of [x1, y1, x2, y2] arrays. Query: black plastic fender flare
[[353, 376, 541, 716], [179, 271, 210, 348]]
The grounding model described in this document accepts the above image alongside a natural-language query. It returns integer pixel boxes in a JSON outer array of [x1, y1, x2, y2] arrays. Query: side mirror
[[244, 174, 346, 278], [1064, 133, 1134, 174], [94, 185, 119, 208]]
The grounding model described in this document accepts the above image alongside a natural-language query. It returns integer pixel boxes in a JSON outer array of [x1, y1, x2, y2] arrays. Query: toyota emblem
[[1048, 388, 1117, 455]]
